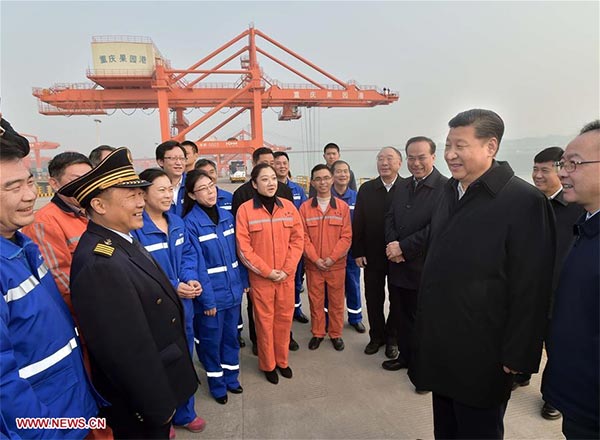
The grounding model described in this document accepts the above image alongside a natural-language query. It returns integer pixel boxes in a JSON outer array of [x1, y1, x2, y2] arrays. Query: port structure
[[32, 26, 398, 156]]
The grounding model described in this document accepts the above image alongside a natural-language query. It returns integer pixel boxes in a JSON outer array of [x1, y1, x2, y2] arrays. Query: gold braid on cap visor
[[76, 167, 140, 202]]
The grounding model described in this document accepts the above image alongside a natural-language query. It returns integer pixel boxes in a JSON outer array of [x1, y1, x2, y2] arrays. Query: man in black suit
[[61, 148, 200, 439], [512, 146, 584, 420], [383, 137, 448, 383], [352, 146, 403, 357]]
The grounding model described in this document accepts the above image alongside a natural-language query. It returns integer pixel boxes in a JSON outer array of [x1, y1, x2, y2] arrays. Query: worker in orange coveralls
[[299, 164, 352, 352], [236, 163, 304, 385]]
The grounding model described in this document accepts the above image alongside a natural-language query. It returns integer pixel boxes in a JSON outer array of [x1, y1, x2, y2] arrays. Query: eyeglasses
[[556, 160, 600, 172], [193, 182, 216, 193], [312, 176, 332, 183], [163, 156, 186, 163]]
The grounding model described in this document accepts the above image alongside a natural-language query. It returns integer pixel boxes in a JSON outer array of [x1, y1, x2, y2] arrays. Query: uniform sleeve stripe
[[18, 337, 78, 379], [198, 233, 218, 242], [145, 242, 169, 253]]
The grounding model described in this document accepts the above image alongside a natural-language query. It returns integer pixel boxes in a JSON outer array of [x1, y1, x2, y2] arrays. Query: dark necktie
[[132, 239, 157, 268]]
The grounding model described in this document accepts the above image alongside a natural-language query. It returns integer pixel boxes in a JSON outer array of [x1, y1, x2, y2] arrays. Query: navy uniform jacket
[[70, 221, 198, 427]]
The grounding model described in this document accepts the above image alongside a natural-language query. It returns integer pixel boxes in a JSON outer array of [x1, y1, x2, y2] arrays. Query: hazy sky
[[1, 1, 598, 176]]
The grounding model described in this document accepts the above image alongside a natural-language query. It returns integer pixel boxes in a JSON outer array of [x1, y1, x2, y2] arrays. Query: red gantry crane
[[33, 26, 398, 156]]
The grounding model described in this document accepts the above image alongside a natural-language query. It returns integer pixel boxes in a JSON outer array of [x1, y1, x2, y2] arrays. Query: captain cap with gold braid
[[59, 147, 151, 208]]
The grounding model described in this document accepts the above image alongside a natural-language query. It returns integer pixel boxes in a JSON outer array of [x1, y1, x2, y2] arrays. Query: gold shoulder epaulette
[[93, 242, 115, 257]]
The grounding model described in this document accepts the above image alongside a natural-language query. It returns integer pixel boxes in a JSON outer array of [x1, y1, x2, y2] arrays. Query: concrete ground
[[35, 183, 563, 440], [176, 289, 563, 440]]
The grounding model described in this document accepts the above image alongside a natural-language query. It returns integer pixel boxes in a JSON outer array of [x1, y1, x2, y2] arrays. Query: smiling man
[[156, 141, 188, 217], [0, 139, 100, 439], [542, 120, 600, 440], [383, 137, 447, 381], [61, 148, 199, 439], [410, 109, 555, 439]]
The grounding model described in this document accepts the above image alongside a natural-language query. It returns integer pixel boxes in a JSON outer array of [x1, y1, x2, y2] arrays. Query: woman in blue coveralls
[[183, 170, 248, 404], [330, 160, 365, 333], [131, 168, 206, 437]]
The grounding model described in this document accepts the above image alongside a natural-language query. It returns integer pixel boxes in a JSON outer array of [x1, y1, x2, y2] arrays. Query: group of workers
[[0, 109, 598, 440]]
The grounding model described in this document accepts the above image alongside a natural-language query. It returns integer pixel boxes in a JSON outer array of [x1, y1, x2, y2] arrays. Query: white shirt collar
[[457, 181, 467, 200], [381, 174, 399, 192], [548, 186, 563, 200], [172, 175, 183, 205], [106, 227, 133, 243], [586, 209, 600, 221]]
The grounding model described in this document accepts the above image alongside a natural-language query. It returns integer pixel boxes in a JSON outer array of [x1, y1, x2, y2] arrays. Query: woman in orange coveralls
[[236, 163, 304, 384]]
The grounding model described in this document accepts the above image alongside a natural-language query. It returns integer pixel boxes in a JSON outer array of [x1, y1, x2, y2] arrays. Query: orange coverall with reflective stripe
[[236, 197, 304, 372], [299, 197, 352, 338]]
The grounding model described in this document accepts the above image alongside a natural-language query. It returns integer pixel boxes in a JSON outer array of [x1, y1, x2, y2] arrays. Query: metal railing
[[92, 35, 153, 44]]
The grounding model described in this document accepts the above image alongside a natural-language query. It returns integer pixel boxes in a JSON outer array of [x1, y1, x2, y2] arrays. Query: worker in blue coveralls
[[0, 134, 102, 439], [156, 140, 188, 217], [331, 160, 366, 333], [195, 158, 233, 212], [274, 151, 310, 323], [183, 169, 248, 405], [131, 168, 206, 437]]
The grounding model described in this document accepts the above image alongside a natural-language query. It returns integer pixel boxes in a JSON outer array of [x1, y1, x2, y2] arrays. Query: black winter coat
[[385, 168, 448, 290], [351, 175, 402, 273], [70, 222, 199, 427], [410, 161, 555, 408]]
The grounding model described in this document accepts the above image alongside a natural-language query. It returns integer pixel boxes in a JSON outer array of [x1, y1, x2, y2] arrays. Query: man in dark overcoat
[[61, 148, 199, 439], [383, 136, 447, 378], [512, 146, 584, 421], [542, 120, 600, 439], [352, 146, 403, 357], [410, 109, 555, 439]]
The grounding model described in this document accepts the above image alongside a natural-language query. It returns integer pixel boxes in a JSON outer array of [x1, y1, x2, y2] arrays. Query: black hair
[[331, 160, 350, 173], [534, 147, 564, 164], [155, 140, 187, 161], [48, 152, 92, 179], [89, 145, 115, 167], [323, 143, 340, 153], [181, 140, 198, 154], [182, 169, 214, 216], [250, 163, 276, 182], [273, 151, 289, 161], [406, 136, 436, 154], [311, 163, 332, 179], [448, 109, 505, 146], [252, 147, 274, 165], [580, 119, 600, 135], [195, 158, 217, 171], [139, 168, 169, 186], [0, 138, 28, 162]]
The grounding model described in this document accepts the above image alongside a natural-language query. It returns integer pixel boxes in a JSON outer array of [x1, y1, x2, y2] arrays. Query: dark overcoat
[[351, 175, 402, 272], [410, 161, 555, 408], [70, 221, 199, 427], [384, 167, 448, 290]]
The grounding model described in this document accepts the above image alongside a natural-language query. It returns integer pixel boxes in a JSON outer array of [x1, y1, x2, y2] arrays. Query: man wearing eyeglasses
[[156, 141, 188, 217], [542, 120, 600, 440], [511, 147, 584, 419], [410, 109, 555, 439]]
